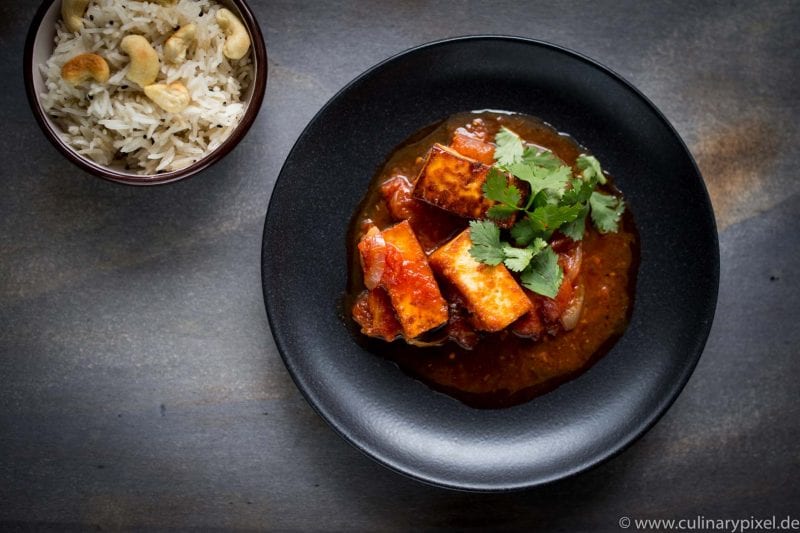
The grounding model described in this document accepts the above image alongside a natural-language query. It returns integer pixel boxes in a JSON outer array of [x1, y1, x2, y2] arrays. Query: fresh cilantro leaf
[[511, 218, 538, 246], [577, 154, 606, 185], [502, 238, 547, 273], [530, 237, 548, 254], [561, 178, 594, 205], [531, 189, 562, 210], [507, 161, 535, 183], [483, 167, 521, 207], [511, 203, 583, 244], [560, 204, 589, 241], [476, 135, 622, 276], [487, 204, 517, 220], [522, 147, 562, 169], [589, 192, 625, 233], [533, 165, 571, 197], [509, 162, 571, 199], [468, 220, 505, 265], [520, 247, 564, 298], [528, 203, 585, 237], [494, 127, 524, 166], [502, 245, 534, 272]]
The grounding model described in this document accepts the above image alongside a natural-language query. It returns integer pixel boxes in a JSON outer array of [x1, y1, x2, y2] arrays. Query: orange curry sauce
[[345, 112, 639, 408]]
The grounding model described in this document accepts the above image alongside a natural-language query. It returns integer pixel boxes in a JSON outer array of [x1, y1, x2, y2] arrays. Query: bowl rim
[[262, 34, 720, 492], [23, 0, 268, 186]]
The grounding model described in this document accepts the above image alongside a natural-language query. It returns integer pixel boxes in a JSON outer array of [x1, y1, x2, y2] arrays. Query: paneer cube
[[352, 288, 402, 341], [379, 174, 463, 253], [429, 229, 532, 332], [413, 144, 519, 227], [358, 220, 448, 338]]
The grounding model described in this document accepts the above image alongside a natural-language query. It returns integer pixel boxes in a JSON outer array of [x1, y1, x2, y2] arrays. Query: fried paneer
[[357, 220, 448, 339], [413, 144, 519, 227], [429, 229, 532, 332]]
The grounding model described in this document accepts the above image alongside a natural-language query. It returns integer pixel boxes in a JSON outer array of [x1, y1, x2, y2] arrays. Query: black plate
[[261, 36, 718, 491]]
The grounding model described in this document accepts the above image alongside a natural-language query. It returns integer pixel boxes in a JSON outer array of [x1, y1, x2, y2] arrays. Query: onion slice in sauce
[[560, 282, 585, 331], [562, 243, 583, 284], [359, 227, 387, 290]]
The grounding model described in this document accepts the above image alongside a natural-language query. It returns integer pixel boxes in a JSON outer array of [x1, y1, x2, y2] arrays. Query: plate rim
[[261, 35, 720, 492]]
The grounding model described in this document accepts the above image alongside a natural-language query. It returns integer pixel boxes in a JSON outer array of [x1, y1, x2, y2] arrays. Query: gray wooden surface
[[2, 1, 799, 530]]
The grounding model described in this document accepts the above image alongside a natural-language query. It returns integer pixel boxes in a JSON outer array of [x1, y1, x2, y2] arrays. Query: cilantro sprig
[[467, 126, 625, 298]]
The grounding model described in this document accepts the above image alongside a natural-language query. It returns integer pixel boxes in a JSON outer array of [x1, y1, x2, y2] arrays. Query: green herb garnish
[[467, 126, 625, 298], [589, 191, 625, 234], [520, 247, 564, 298], [468, 219, 505, 266], [493, 127, 525, 166]]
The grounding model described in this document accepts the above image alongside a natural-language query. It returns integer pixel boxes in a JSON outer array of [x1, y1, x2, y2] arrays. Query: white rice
[[40, 0, 254, 174]]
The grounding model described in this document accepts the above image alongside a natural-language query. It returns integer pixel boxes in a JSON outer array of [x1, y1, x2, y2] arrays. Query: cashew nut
[[164, 23, 197, 63], [144, 82, 190, 113], [120, 35, 160, 87], [216, 8, 251, 60], [61, 0, 90, 33], [61, 53, 110, 85]]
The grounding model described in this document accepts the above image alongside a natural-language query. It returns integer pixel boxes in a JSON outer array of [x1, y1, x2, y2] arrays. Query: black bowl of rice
[[24, 0, 267, 185]]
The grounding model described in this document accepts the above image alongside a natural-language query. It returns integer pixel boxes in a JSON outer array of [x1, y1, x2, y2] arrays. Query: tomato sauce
[[345, 111, 639, 408]]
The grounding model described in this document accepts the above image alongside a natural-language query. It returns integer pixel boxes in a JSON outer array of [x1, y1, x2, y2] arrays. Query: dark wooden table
[[2, 1, 798, 530]]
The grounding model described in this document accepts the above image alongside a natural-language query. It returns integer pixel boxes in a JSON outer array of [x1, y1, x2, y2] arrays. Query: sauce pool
[[346, 111, 639, 408]]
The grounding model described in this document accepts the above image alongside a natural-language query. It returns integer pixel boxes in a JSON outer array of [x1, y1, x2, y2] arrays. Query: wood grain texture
[[1, 0, 798, 529]]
